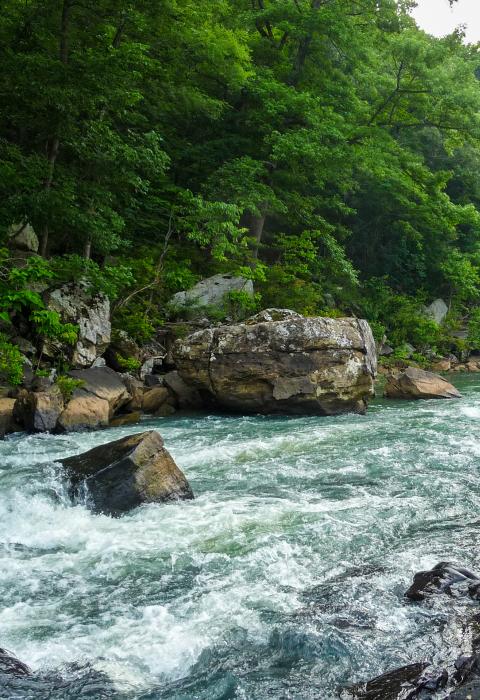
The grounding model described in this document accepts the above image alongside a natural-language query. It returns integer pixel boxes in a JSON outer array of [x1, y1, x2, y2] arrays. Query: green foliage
[[224, 290, 261, 321], [51, 256, 134, 301], [55, 375, 84, 402], [114, 355, 141, 373], [0, 333, 23, 385], [2, 0, 480, 355]]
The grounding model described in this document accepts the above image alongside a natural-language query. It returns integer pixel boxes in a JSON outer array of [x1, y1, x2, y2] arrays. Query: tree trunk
[[249, 212, 266, 258], [39, 1, 71, 257], [83, 238, 92, 260]]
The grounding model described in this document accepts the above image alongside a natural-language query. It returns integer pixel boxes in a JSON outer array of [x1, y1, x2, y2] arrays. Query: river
[[1, 374, 479, 699]]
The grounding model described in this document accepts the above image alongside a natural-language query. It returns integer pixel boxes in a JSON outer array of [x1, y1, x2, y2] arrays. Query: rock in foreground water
[[385, 367, 461, 400], [405, 562, 478, 601], [174, 310, 377, 415], [62, 431, 193, 515], [0, 647, 31, 676]]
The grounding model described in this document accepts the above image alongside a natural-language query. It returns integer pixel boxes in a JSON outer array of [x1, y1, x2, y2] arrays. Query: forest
[[2, 0, 480, 381]]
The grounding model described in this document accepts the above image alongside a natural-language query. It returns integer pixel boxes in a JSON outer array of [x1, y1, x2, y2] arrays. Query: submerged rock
[[345, 662, 431, 699], [405, 562, 479, 601], [61, 430, 193, 515], [385, 367, 461, 400], [173, 311, 377, 415]]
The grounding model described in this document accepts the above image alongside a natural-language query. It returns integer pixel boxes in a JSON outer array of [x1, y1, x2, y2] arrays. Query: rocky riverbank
[[1, 306, 380, 437]]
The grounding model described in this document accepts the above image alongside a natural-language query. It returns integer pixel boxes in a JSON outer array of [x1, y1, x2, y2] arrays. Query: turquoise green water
[[0, 375, 479, 698]]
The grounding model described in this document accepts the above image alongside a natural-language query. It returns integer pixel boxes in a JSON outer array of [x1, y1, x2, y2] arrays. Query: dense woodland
[[2, 0, 480, 382]]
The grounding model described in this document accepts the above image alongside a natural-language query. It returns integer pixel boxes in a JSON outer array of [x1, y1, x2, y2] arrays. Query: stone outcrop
[[170, 273, 253, 312], [424, 298, 448, 325], [57, 393, 110, 432], [13, 385, 64, 432], [173, 310, 377, 415], [385, 367, 461, 400], [7, 222, 39, 253], [68, 366, 130, 417], [43, 282, 111, 368], [61, 430, 193, 515]]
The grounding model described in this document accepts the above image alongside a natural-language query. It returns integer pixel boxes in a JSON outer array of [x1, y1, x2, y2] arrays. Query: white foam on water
[[0, 374, 479, 696]]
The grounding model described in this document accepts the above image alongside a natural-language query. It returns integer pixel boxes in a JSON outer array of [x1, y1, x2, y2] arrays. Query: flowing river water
[[1, 374, 480, 699]]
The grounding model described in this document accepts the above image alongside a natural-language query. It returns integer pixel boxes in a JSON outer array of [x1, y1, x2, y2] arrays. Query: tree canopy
[[2, 0, 480, 372]]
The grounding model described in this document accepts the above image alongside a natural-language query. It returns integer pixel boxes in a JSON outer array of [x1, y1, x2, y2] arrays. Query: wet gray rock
[[405, 563, 479, 601], [345, 662, 430, 699], [174, 312, 377, 415], [0, 647, 31, 676], [61, 430, 193, 515]]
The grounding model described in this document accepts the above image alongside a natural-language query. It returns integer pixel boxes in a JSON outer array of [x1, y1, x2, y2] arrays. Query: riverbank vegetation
[[2, 0, 480, 376]]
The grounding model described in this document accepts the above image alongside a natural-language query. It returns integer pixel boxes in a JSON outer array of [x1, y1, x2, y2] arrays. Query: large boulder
[[13, 385, 64, 432], [57, 393, 110, 432], [424, 298, 448, 325], [170, 273, 253, 312], [43, 282, 111, 368], [173, 311, 377, 415], [68, 367, 130, 417], [61, 431, 193, 515], [385, 367, 461, 400], [7, 222, 39, 253]]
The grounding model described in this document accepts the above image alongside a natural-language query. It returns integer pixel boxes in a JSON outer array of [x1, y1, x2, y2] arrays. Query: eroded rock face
[[385, 367, 461, 400], [43, 282, 111, 368], [173, 311, 377, 415], [61, 430, 193, 515]]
